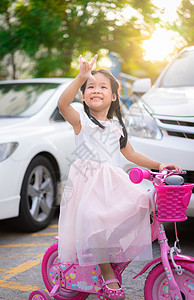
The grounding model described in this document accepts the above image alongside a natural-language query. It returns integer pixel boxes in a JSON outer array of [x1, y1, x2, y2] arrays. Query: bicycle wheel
[[29, 289, 50, 300], [144, 261, 194, 300], [42, 243, 88, 300]]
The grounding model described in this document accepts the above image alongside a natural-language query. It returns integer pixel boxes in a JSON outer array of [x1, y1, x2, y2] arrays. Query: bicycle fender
[[133, 254, 194, 279]]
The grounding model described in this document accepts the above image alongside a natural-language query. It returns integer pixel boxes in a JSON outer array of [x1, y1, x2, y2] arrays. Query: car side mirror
[[132, 78, 151, 95]]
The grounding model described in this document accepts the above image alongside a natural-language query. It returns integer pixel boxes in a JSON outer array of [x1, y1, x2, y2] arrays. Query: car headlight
[[0, 142, 19, 162], [125, 104, 162, 140]]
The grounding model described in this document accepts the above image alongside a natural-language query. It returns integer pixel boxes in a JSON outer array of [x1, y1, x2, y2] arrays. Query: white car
[[0, 77, 131, 232], [0, 78, 84, 231], [123, 46, 194, 216]]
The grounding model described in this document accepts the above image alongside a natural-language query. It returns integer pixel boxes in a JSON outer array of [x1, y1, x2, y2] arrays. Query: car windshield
[[160, 50, 194, 88], [0, 83, 59, 117]]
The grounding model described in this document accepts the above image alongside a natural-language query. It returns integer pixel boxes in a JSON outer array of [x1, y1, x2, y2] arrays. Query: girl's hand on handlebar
[[159, 163, 182, 173], [79, 54, 98, 81]]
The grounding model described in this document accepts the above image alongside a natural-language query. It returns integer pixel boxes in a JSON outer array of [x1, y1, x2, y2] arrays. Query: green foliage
[[176, 0, 194, 45], [0, 0, 192, 80], [0, 0, 160, 79]]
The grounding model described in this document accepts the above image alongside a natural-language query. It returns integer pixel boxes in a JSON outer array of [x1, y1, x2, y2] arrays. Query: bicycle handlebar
[[129, 168, 151, 184], [129, 168, 185, 185]]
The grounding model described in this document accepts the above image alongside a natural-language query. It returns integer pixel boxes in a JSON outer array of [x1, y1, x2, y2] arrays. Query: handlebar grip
[[129, 168, 151, 184]]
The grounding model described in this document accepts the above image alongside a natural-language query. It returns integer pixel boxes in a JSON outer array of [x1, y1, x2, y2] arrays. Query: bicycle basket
[[155, 183, 194, 222]]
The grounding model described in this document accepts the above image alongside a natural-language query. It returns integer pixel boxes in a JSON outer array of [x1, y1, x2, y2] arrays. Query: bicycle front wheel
[[144, 261, 194, 300]]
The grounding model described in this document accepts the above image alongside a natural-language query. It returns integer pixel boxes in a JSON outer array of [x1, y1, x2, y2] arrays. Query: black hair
[[80, 69, 127, 149]]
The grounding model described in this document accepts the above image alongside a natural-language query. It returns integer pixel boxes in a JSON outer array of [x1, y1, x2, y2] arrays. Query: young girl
[[58, 55, 181, 300]]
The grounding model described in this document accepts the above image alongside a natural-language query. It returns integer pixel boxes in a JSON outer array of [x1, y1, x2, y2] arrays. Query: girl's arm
[[58, 54, 98, 133], [58, 74, 85, 133], [121, 140, 181, 172]]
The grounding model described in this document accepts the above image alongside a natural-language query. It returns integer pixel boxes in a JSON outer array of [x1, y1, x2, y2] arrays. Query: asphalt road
[[0, 214, 193, 300]]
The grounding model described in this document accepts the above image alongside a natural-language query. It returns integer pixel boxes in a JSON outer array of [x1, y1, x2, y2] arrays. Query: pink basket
[[155, 183, 194, 222]]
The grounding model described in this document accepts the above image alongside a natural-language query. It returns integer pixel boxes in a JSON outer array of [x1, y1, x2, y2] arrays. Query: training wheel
[[29, 289, 50, 300]]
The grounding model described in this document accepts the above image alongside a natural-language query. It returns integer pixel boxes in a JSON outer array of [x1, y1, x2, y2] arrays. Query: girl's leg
[[88, 232, 120, 289], [99, 263, 120, 289]]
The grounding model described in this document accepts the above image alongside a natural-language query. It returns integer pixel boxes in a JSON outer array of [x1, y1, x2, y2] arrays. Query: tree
[[0, 0, 20, 78], [176, 0, 194, 46], [0, 0, 159, 79], [166, 0, 194, 52]]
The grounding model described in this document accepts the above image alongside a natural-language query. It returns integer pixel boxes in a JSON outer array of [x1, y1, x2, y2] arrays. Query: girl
[[58, 54, 181, 300]]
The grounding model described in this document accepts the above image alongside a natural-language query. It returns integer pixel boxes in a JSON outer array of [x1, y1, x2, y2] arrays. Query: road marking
[[48, 224, 58, 228], [31, 232, 58, 237], [1, 230, 58, 239], [2, 253, 44, 280], [0, 279, 46, 293], [0, 243, 50, 248]]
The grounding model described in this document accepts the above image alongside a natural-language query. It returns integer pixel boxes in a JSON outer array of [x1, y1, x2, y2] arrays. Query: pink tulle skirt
[[58, 159, 152, 266]]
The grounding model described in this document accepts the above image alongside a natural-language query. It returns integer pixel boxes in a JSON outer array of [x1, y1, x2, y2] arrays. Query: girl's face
[[82, 72, 116, 115]]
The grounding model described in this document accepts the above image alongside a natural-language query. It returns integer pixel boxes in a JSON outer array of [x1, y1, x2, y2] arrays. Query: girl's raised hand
[[79, 54, 98, 80]]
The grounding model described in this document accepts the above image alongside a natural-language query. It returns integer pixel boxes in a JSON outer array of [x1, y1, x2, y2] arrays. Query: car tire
[[18, 155, 57, 232]]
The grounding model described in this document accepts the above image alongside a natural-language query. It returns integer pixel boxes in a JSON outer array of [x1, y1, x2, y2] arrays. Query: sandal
[[97, 274, 125, 300]]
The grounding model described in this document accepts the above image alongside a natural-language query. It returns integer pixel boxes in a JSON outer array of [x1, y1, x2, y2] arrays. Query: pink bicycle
[[29, 168, 194, 300]]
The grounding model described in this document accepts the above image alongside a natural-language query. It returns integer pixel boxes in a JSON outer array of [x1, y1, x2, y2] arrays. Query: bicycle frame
[[133, 181, 194, 300]]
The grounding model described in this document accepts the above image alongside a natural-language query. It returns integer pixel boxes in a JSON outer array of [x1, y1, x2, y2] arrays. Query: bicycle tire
[[144, 261, 194, 300], [29, 289, 50, 300], [42, 243, 88, 300]]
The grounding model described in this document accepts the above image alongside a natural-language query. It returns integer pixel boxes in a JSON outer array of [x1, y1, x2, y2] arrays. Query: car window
[[51, 107, 65, 122], [0, 83, 59, 117], [160, 50, 194, 88], [51, 91, 82, 122]]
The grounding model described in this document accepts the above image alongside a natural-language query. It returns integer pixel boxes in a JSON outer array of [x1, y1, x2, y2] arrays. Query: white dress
[[58, 111, 152, 266]]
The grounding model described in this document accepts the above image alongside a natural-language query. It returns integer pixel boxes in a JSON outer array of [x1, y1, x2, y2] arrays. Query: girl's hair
[[80, 69, 127, 149]]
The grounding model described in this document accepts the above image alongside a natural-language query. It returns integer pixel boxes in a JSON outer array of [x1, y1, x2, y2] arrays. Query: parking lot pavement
[[0, 214, 146, 299], [0, 218, 58, 299], [1, 215, 193, 300]]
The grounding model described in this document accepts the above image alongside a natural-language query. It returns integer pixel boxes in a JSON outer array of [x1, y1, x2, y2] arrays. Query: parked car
[[123, 46, 194, 216], [0, 78, 129, 232], [0, 78, 84, 231]]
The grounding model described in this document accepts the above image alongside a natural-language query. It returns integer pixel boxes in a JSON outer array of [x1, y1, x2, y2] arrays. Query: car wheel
[[19, 155, 57, 232]]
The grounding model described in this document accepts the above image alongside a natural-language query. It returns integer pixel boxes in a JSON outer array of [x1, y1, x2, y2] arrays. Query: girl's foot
[[99, 263, 121, 289], [98, 275, 125, 300], [98, 264, 125, 299], [101, 273, 120, 289]]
